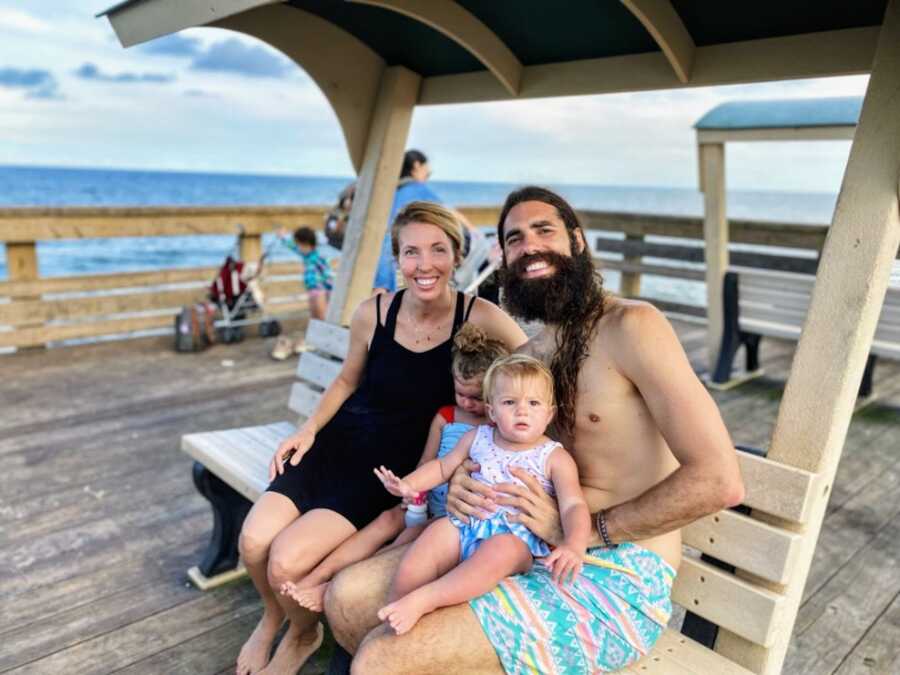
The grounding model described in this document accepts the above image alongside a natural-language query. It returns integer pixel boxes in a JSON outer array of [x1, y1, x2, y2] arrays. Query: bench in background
[[710, 268, 900, 401]]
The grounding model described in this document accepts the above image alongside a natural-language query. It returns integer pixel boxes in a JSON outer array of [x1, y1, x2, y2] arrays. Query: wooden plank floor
[[2, 318, 899, 674]]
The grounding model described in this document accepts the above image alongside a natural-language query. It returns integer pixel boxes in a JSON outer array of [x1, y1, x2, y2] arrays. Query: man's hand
[[544, 544, 583, 585], [374, 466, 417, 499], [498, 467, 565, 546], [269, 427, 315, 481], [446, 460, 496, 520]]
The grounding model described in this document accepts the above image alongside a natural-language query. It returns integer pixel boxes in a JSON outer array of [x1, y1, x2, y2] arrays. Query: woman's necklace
[[404, 305, 450, 345]]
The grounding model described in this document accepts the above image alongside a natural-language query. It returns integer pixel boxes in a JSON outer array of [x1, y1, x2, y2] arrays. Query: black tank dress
[[268, 289, 474, 530]]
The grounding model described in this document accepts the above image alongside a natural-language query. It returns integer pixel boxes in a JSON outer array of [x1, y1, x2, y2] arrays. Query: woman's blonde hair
[[452, 323, 510, 382], [391, 201, 464, 266], [483, 354, 555, 405]]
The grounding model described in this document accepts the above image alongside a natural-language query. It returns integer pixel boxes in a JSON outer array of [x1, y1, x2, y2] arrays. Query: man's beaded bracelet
[[596, 509, 616, 548]]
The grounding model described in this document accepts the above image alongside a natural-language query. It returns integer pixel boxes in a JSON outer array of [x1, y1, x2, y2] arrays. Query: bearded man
[[324, 186, 745, 674]]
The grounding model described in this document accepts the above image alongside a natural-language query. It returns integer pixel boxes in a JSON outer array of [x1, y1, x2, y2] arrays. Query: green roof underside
[[287, 0, 887, 78], [695, 97, 863, 130]]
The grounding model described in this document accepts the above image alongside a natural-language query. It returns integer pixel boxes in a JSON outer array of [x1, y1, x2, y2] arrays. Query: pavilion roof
[[695, 97, 863, 131]]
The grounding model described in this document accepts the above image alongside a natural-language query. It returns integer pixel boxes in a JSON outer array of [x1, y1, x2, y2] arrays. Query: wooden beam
[[419, 26, 878, 104], [102, 0, 278, 47], [352, 0, 522, 95], [697, 126, 856, 144], [621, 0, 695, 83], [716, 2, 900, 672], [326, 66, 421, 326], [701, 143, 728, 374], [214, 4, 386, 173]]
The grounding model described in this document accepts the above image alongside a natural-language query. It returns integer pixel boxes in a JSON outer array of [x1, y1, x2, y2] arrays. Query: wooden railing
[[0, 204, 859, 351]]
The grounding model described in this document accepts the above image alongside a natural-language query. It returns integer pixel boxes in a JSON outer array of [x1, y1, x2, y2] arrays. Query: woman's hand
[[544, 544, 583, 585], [446, 460, 497, 520], [498, 467, 565, 546], [269, 427, 316, 481]]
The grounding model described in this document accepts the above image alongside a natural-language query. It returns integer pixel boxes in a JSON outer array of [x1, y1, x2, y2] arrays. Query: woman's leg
[[284, 506, 405, 611], [236, 492, 300, 675], [379, 534, 531, 635], [262, 508, 356, 675]]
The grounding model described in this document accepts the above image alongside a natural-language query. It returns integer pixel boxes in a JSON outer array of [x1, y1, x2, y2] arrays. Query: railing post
[[6, 241, 42, 349], [619, 232, 643, 297], [239, 232, 262, 266], [700, 142, 728, 374]]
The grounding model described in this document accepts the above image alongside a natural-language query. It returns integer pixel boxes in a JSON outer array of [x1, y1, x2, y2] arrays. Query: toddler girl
[[374, 354, 590, 634], [281, 323, 509, 612]]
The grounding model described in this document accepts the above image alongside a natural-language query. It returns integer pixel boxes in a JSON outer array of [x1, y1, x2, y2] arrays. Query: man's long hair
[[497, 186, 606, 437]]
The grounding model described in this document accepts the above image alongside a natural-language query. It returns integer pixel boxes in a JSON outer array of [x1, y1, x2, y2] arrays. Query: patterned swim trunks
[[469, 542, 675, 674]]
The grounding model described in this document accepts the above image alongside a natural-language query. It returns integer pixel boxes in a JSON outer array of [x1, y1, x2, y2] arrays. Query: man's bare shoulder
[[595, 296, 677, 355]]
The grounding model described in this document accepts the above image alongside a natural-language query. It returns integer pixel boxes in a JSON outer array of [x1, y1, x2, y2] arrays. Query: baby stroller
[[174, 228, 282, 352]]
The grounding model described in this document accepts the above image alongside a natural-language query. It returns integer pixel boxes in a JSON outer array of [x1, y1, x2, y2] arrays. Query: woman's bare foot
[[284, 582, 329, 612], [236, 606, 284, 675], [259, 622, 324, 675], [377, 590, 435, 635]]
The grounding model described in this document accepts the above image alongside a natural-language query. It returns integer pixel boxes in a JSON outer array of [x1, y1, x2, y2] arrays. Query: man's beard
[[501, 249, 600, 324]]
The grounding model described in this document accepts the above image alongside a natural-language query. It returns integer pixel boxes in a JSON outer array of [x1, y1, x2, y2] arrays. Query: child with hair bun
[[374, 354, 591, 635], [281, 323, 508, 612]]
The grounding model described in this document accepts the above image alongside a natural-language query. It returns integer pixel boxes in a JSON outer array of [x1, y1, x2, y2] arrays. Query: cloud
[[74, 62, 174, 83], [0, 67, 62, 100], [141, 34, 203, 58], [190, 38, 291, 78], [0, 8, 50, 34]]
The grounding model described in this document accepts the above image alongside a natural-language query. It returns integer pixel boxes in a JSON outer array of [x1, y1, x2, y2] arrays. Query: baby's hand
[[544, 544, 583, 585], [374, 466, 415, 499]]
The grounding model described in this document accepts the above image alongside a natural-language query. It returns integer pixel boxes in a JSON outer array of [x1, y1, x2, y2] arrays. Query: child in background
[[374, 354, 590, 635], [279, 323, 509, 612], [272, 225, 334, 359]]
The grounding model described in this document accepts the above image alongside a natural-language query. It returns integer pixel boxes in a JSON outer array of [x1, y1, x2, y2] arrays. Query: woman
[[235, 201, 527, 675], [373, 149, 441, 294]]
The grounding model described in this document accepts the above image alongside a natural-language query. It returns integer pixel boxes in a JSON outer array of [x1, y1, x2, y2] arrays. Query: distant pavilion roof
[[695, 97, 863, 131]]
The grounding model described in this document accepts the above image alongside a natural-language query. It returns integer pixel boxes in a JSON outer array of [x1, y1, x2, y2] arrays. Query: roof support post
[[700, 142, 727, 374], [326, 66, 421, 326], [714, 2, 900, 673]]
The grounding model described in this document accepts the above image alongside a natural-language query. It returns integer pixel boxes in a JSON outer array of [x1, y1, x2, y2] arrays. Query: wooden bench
[[181, 318, 348, 590], [182, 318, 822, 674], [710, 268, 900, 400]]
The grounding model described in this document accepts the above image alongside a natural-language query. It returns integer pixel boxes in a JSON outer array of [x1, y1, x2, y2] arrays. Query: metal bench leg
[[188, 461, 253, 590], [743, 333, 762, 373], [859, 354, 877, 399]]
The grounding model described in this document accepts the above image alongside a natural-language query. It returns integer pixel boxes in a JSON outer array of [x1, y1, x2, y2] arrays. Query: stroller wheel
[[259, 319, 281, 338], [218, 326, 244, 344]]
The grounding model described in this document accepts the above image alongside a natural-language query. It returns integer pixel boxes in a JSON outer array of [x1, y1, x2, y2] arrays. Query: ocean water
[[0, 165, 840, 283]]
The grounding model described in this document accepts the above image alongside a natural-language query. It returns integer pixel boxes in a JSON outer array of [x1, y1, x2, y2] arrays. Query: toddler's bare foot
[[377, 591, 434, 635], [285, 582, 329, 612], [259, 622, 323, 675], [236, 606, 284, 675]]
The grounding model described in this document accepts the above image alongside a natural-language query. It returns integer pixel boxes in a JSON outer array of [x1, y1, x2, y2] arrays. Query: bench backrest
[[289, 319, 351, 422], [736, 267, 900, 359]]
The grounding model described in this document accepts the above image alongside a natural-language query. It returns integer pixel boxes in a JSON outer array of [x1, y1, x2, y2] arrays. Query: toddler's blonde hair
[[452, 323, 510, 381], [483, 354, 555, 405]]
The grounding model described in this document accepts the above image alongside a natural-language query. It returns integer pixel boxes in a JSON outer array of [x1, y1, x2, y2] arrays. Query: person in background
[[271, 225, 334, 360], [373, 150, 442, 295]]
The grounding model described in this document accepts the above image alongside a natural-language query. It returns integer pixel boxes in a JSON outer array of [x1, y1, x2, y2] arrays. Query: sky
[[0, 2, 871, 192]]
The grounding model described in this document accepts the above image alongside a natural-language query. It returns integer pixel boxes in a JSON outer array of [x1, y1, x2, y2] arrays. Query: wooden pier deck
[[2, 317, 899, 675]]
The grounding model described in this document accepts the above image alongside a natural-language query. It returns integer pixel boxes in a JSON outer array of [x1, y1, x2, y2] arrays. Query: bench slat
[[624, 630, 754, 674], [296, 351, 342, 390], [682, 509, 802, 584], [181, 422, 295, 502], [306, 319, 350, 359], [289, 381, 322, 419], [738, 317, 802, 342], [672, 556, 785, 647], [737, 452, 819, 524]]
